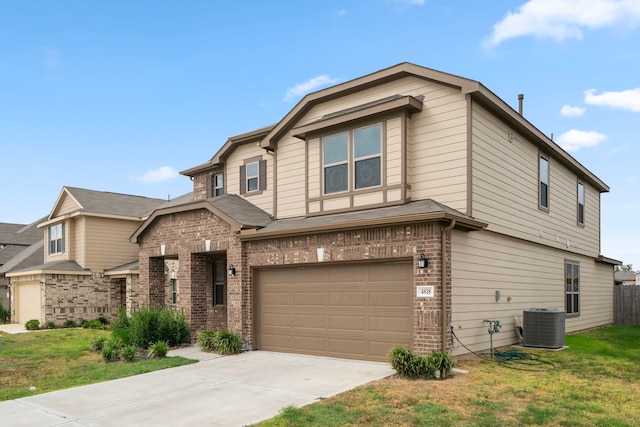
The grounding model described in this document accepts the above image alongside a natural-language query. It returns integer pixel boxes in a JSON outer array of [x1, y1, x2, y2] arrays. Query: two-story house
[[6, 187, 166, 325], [130, 63, 617, 361]]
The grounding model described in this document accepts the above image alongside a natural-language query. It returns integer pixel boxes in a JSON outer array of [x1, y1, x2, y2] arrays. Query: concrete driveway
[[0, 347, 395, 427]]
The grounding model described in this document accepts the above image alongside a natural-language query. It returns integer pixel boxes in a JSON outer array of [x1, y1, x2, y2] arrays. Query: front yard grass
[[258, 325, 640, 426], [0, 328, 196, 401]]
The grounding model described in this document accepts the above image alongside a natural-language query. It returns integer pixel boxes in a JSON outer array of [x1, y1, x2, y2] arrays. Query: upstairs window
[[539, 154, 550, 210], [206, 173, 224, 198], [323, 123, 382, 195], [48, 223, 65, 255], [214, 173, 224, 197], [240, 157, 266, 194], [565, 260, 580, 315], [577, 182, 585, 226]]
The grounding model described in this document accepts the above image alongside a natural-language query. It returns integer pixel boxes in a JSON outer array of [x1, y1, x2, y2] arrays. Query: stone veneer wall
[[243, 222, 451, 354], [43, 273, 123, 326]]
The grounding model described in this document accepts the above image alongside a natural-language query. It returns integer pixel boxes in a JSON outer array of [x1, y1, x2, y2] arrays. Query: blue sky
[[1, 0, 639, 268]]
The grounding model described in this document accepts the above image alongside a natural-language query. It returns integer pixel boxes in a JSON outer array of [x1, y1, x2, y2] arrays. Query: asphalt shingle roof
[[63, 187, 168, 218]]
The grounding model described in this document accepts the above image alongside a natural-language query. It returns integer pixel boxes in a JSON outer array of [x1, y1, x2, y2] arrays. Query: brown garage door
[[254, 261, 413, 362], [16, 282, 41, 323]]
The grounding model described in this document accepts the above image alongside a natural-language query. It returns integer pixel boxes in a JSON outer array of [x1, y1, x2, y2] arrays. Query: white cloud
[[136, 166, 179, 183], [584, 88, 640, 112], [284, 75, 340, 102], [607, 144, 629, 154], [485, 0, 640, 47], [41, 47, 61, 69], [557, 129, 607, 151], [560, 104, 586, 117]]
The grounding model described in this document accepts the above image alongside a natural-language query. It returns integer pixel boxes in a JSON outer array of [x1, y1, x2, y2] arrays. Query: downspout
[[441, 219, 456, 352]]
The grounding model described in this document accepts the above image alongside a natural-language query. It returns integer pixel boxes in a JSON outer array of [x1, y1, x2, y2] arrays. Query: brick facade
[[135, 208, 453, 354], [10, 272, 124, 326]]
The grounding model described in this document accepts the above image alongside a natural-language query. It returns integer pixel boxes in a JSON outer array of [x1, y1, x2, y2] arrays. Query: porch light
[[417, 253, 428, 269], [227, 265, 236, 277]]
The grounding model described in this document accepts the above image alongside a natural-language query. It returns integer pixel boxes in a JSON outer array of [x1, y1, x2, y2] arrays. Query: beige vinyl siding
[[386, 117, 402, 186], [307, 137, 321, 199], [53, 193, 81, 217], [84, 217, 141, 271], [406, 86, 468, 211], [276, 135, 307, 218], [471, 102, 601, 257], [72, 216, 85, 267], [298, 77, 431, 127], [225, 143, 274, 215], [451, 230, 613, 356]]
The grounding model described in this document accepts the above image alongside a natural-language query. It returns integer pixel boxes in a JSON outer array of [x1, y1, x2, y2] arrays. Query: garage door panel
[[294, 313, 328, 328], [369, 290, 412, 307], [294, 336, 327, 353], [293, 291, 328, 305], [329, 291, 366, 306], [329, 314, 365, 330], [256, 261, 413, 362], [370, 316, 412, 333], [261, 313, 292, 327], [261, 291, 293, 305]]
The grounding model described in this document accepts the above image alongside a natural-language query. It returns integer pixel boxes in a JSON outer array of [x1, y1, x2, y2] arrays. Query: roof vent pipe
[[518, 94, 524, 115]]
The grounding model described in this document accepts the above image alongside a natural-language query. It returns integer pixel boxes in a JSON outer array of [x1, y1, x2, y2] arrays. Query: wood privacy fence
[[614, 284, 640, 325]]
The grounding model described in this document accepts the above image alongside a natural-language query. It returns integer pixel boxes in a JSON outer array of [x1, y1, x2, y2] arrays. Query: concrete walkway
[[0, 348, 395, 426]]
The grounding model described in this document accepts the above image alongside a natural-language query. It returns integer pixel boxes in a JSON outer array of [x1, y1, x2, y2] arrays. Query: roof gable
[[46, 187, 167, 223]]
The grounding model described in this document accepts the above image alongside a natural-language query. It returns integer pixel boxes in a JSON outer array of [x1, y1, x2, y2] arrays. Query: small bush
[[121, 345, 138, 362], [90, 335, 109, 352], [110, 307, 131, 345], [196, 330, 218, 352], [25, 319, 40, 330], [102, 338, 123, 363], [64, 319, 76, 328], [46, 321, 56, 329], [388, 346, 436, 379], [148, 341, 169, 359], [0, 301, 10, 324], [83, 319, 107, 329], [97, 316, 109, 325], [428, 351, 454, 379], [214, 329, 243, 355], [127, 307, 190, 348]]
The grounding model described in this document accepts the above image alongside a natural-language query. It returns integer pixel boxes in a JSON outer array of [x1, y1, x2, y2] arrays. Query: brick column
[[181, 252, 209, 339]]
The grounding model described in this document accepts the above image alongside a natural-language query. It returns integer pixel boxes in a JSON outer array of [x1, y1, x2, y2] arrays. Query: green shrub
[[121, 345, 138, 362], [46, 321, 56, 329], [0, 301, 10, 323], [196, 330, 218, 352], [64, 319, 76, 328], [388, 346, 434, 379], [90, 335, 109, 352], [148, 341, 169, 359], [101, 338, 123, 363], [97, 316, 109, 325], [128, 307, 190, 348], [25, 319, 40, 330], [428, 351, 454, 379], [214, 329, 243, 355], [82, 319, 106, 329], [110, 307, 131, 344]]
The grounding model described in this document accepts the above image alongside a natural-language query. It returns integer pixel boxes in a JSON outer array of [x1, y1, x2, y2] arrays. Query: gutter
[[442, 219, 456, 352]]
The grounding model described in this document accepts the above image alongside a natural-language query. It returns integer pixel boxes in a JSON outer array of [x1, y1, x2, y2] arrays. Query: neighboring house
[[0, 220, 44, 315], [5, 187, 166, 325], [614, 271, 637, 285], [130, 63, 618, 362]]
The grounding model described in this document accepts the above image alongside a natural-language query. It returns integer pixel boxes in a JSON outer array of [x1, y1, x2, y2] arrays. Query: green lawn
[[257, 325, 640, 426], [0, 328, 196, 401]]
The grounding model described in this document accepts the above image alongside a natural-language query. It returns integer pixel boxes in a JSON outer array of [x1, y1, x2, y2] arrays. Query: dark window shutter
[[239, 165, 246, 194], [259, 160, 267, 191], [206, 174, 212, 198]]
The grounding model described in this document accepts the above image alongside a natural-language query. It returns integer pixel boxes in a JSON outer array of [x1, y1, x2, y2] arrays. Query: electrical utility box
[[522, 308, 566, 349]]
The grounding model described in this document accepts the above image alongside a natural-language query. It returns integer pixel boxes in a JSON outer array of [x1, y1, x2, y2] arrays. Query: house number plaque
[[416, 286, 434, 298]]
